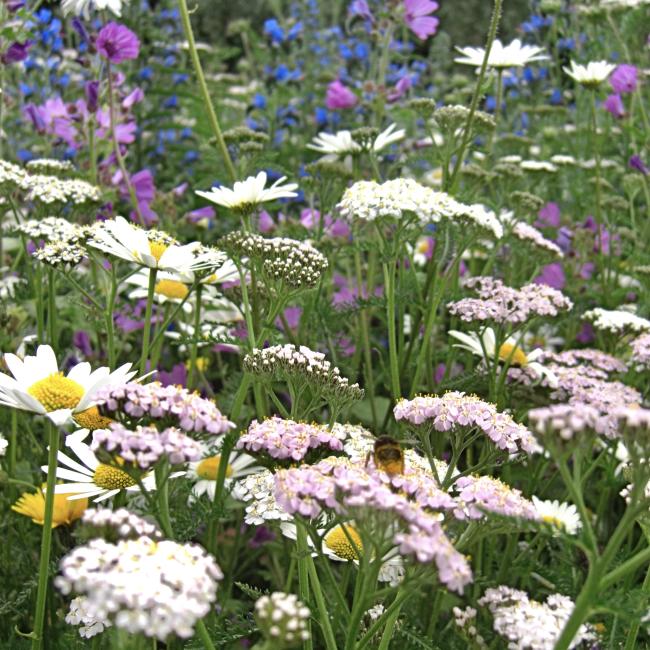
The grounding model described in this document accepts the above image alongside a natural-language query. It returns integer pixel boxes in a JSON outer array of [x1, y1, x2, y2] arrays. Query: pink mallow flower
[[404, 0, 439, 40], [603, 94, 625, 119], [325, 80, 358, 110], [97, 22, 140, 64]]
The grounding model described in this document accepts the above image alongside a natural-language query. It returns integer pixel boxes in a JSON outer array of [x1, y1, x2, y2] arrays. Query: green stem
[[154, 463, 174, 538], [139, 268, 158, 375], [296, 525, 314, 650], [383, 261, 401, 400], [189, 284, 203, 389], [177, 0, 236, 182], [106, 265, 118, 368], [447, 0, 503, 192], [601, 544, 650, 590], [195, 619, 217, 650], [30, 422, 59, 650], [305, 553, 338, 650], [623, 558, 650, 650]]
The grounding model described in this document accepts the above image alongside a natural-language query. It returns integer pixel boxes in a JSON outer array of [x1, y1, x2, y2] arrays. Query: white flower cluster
[[0, 159, 27, 188], [336, 179, 503, 238], [479, 585, 595, 650], [14, 216, 86, 243], [80, 507, 163, 541], [511, 222, 563, 257], [584, 308, 650, 335], [0, 432, 8, 456], [254, 592, 311, 648], [232, 469, 292, 525], [33, 240, 86, 267], [243, 344, 364, 403], [18, 174, 101, 205], [0, 272, 24, 300], [26, 158, 75, 174], [56, 536, 223, 640], [520, 160, 558, 173], [66, 596, 112, 639], [452, 606, 487, 649], [220, 231, 328, 288]]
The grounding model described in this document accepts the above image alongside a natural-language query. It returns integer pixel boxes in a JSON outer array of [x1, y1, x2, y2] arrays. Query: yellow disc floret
[[73, 406, 113, 431], [27, 372, 85, 412], [148, 240, 168, 262], [324, 524, 363, 561], [196, 455, 233, 480], [155, 279, 190, 300], [93, 464, 137, 490], [498, 342, 528, 367]]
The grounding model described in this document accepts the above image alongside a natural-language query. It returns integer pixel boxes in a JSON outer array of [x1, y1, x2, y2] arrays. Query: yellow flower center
[[148, 240, 169, 262], [73, 406, 113, 431], [93, 463, 137, 490], [155, 279, 189, 300], [196, 455, 233, 480], [27, 372, 84, 412], [324, 524, 363, 561], [542, 514, 565, 529], [12, 484, 87, 528], [498, 343, 528, 367], [416, 239, 430, 254]]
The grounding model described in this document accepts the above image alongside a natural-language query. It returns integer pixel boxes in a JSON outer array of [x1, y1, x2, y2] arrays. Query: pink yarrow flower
[[325, 80, 358, 110], [404, 0, 439, 40], [97, 22, 140, 64]]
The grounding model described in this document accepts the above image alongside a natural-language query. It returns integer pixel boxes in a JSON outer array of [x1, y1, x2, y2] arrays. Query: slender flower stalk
[[139, 268, 158, 375], [177, 0, 236, 182], [447, 0, 503, 192], [30, 422, 59, 650]]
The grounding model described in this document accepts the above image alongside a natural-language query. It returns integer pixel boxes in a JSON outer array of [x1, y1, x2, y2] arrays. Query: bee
[[368, 436, 405, 476]]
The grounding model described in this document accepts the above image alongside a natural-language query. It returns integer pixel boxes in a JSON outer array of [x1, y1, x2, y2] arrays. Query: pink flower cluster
[[393, 392, 539, 454], [527, 403, 608, 440], [93, 381, 235, 435], [273, 457, 472, 592], [538, 348, 627, 374], [447, 276, 572, 324], [453, 475, 538, 521], [236, 416, 347, 461], [81, 508, 162, 541], [92, 423, 203, 469], [631, 333, 650, 368]]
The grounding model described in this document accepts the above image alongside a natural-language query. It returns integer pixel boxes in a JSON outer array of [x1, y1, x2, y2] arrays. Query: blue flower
[[264, 18, 285, 43], [253, 93, 267, 109]]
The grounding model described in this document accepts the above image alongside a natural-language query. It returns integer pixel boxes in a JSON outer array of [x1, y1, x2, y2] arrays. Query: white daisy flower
[[532, 496, 582, 535], [454, 39, 548, 69], [307, 130, 361, 157], [195, 172, 298, 213], [0, 345, 135, 427], [61, 0, 126, 19], [448, 327, 558, 387], [280, 521, 404, 586], [372, 123, 406, 152], [563, 61, 616, 88], [186, 449, 259, 501], [87, 217, 205, 273], [42, 429, 165, 503]]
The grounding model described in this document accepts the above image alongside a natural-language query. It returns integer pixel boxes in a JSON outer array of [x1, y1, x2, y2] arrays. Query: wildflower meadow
[[1, 0, 650, 648]]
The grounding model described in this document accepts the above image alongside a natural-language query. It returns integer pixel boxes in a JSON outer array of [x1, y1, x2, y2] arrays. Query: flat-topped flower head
[[56, 536, 223, 640], [87, 217, 207, 273], [0, 344, 135, 426], [563, 60, 616, 88], [448, 327, 558, 387], [12, 483, 88, 528], [255, 592, 310, 647], [584, 307, 650, 335], [196, 172, 298, 214], [455, 38, 548, 69]]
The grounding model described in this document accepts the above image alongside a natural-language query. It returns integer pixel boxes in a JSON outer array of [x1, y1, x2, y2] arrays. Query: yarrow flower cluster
[[56, 536, 223, 640], [528, 403, 607, 440], [448, 276, 573, 324], [26, 158, 75, 175], [478, 586, 595, 650], [79, 507, 162, 541], [237, 416, 347, 461], [66, 596, 112, 639], [584, 307, 650, 335], [336, 179, 503, 237], [92, 423, 203, 469], [93, 381, 235, 435], [509, 221, 564, 257], [220, 231, 328, 288], [630, 333, 650, 368], [33, 240, 86, 267], [537, 348, 627, 375], [243, 345, 364, 405], [394, 392, 539, 454], [14, 217, 86, 243], [232, 468, 293, 525], [254, 592, 311, 648], [453, 474, 538, 521]]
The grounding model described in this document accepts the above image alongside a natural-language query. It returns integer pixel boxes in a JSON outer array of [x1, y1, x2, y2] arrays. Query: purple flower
[[629, 155, 648, 175], [186, 206, 216, 227], [258, 209, 275, 233], [603, 93, 625, 119], [349, 0, 373, 20], [157, 363, 188, 387], [325, 80, 358, 110], [535, 202, 560, 229], [535, 263, 565, 290], [73, 331, 93, 357], [122, 87, 144, 109], [576, 322, 595, 345], [387, 76, 413, 103], [85, 80, 100, 113], [404, 0, 439, 40], [610, 64, 637, 94], [96, 22, 140, 64], [1, 40, 32, 64]]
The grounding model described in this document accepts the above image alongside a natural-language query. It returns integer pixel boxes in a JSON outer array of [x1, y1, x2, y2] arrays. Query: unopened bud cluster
[[254, 592, 310, 648]]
